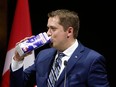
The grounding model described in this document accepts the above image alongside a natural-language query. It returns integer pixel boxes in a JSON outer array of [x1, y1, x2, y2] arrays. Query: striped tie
[[47, 52, 65, 87]]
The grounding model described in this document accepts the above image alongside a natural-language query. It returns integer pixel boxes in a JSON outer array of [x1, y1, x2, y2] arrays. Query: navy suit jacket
[[10, 42, 109, 87]]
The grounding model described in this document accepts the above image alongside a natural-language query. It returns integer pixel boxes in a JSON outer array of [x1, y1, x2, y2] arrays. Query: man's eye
[[51, 28, 56, 31]]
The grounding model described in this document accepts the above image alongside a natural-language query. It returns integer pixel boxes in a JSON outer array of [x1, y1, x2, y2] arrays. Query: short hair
[[48, 9, 80, 38]]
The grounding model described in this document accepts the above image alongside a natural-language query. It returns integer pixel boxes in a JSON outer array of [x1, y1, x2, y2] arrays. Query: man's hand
[[13, 36, 34, 61]]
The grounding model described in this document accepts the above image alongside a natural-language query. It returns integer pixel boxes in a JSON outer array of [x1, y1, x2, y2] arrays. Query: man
[[10, 9, 109, 87]]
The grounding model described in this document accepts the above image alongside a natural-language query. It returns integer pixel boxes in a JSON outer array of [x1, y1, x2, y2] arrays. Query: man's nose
[[47, 29, 51, 37]]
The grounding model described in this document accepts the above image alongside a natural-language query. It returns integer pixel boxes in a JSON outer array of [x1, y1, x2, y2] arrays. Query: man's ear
[[67, 27, 73, 38]]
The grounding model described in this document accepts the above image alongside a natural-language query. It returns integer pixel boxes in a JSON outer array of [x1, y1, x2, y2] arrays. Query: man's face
[[47, 16, 68, 51]]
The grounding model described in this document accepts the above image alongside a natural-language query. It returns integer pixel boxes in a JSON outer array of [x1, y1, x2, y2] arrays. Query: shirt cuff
[[11, 56, 23, 72]]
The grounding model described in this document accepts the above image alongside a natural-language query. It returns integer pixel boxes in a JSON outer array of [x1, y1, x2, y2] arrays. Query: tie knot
[[57, 52, 65, 59]]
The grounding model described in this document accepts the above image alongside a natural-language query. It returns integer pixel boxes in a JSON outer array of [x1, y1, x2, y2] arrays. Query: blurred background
[[0, 0, 7, 84], [0, 0, 115, 86]]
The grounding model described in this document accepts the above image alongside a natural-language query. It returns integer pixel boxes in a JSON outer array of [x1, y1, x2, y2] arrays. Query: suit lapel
[[55, 43, 85, 87]]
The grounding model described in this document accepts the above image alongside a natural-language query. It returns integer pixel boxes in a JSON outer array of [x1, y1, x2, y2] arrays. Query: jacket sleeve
[[87, 55, 109, 87], [10, 64, 36, 87], [10, 66, 24, 87]]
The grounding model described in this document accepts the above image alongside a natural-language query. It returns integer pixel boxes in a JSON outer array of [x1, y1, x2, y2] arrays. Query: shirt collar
[[63, 39, 78, 57]]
